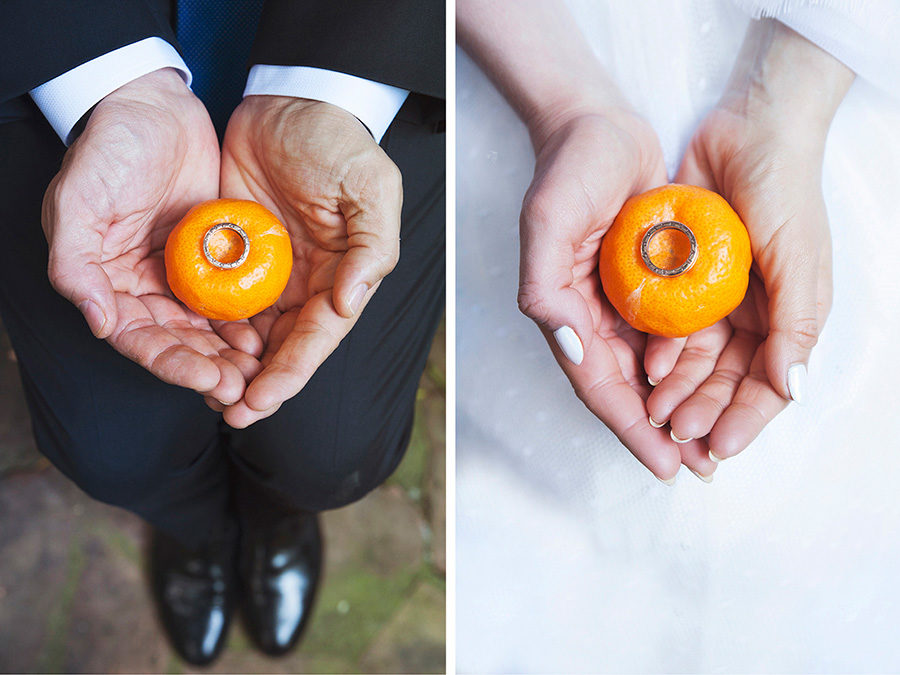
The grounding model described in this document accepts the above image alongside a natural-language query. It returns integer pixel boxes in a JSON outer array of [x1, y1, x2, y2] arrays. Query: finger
[[646, 321, 731, 431], [548, 329, 681, 482], [248, 306, 284, 348], [220, 348, 264, 383], [678, 437, 718, 483], [333, 157, 403, 318], [708, 347, 789, 461], [204, 396, 225, 412], [44, 215, 117, 338], [211, 319, 265, 357], [243, 291, 359, 412], [518, 195, 595, 366], [223, 400, 282, 429], [108, 295, 221, 392], [201, 355, 246, 405], [668, 330, 758, 442], [755, 223, 822, 404], [257, 310, 301, 367], [644, 336, 686, 385]]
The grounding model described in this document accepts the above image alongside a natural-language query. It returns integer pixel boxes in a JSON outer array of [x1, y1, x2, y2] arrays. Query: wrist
[[84, 68, 208, 140], [239, 95, 370, 140], [526, 95, 635, 152], [100, 67, 192, 109], [527, 98, 654, 161], [719, 19, 854, 143]]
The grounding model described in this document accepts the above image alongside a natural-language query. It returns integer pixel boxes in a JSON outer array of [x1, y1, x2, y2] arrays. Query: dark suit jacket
[[0, 0, 444, 124]]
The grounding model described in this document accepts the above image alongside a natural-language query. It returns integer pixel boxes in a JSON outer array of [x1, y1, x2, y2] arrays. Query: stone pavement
[[0, 320, 445, 674]]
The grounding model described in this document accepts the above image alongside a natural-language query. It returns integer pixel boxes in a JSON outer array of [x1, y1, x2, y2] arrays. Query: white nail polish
[[670, 430, 693, 444], [689, 468, 714, 483], [648, 375, 661, 386], [787, 363, 807, 405], [553, 326, 584, 365], [658, 475, 676, 486], [648, 415, 665, 428], [709, 452, 723, 463]]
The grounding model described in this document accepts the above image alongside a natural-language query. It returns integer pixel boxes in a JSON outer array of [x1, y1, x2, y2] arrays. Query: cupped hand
[[41, 68, 259, 404], [647, 21, 853, 463], [648, 105, 832, 460], [218, 96, 402, 428], [517, 110, 715, 482]]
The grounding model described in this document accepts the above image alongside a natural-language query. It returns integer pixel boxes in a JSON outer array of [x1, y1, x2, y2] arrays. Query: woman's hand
[[518, 109, 708, 482], [218, 96, 402, 428], [647, 20, 854, 461], [41, 68, 258, 405], [459, 0, 712, 482]]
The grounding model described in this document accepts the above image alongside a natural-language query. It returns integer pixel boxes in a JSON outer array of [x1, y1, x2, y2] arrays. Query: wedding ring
[[640, 220, 697, 277], [203, 222, 250, 269]]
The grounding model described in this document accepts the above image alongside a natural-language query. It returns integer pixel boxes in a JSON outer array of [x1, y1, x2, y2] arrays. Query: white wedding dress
[[456, 1, 900, 672]]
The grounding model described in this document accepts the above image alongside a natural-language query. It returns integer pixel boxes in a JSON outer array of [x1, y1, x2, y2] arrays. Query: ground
[[0, 319, 445, 674]]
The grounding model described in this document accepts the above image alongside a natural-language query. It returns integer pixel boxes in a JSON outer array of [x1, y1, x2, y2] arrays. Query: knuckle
[[520, 186, 552, 228], [385, 158, 403, 188], [782, 316, 820, 351], [516, 282, 550, 324], [385, 242, 401, 271]]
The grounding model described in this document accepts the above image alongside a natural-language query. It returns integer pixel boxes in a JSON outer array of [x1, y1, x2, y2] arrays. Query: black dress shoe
[[238, 509, 323, 656], [150, 529, 236, 666]]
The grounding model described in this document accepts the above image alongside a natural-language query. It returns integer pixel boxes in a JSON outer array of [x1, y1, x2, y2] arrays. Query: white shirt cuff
[[243, 65, 409, 143], [29, 37, 192, 146]]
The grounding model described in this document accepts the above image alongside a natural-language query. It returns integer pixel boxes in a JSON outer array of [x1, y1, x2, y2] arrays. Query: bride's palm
[[649, 107, 832, 460], [518, 114, 716, 481]]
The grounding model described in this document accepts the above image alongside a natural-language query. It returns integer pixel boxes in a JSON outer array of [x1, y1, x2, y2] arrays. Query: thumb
[[333, 164, 403, 319], [758, 225, 823, 404], [517, 194, 594, 366], [47, 235, 117, 339]]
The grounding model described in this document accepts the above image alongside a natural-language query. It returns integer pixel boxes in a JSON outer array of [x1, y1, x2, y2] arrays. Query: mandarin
[[599, 184, 751, 338], [165, 199, 292, 321]]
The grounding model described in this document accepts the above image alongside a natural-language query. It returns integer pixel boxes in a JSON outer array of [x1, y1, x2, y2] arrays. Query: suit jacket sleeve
[[250, 0, 445, 101], [0, 0, 177, 104]]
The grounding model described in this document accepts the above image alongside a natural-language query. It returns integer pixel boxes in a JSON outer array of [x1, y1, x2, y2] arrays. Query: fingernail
[[348, 283, 368, 315], [709, 451, 723, 463], [787, 363, 807, 405], [648, 375, 660, 386], [649, 415, 665, 428], [690, 468, 714, 483], [78, 299, 107, 336], [670, 430, 693, 444], [553, 326, 584, 365], [657, 475, 676, 486]]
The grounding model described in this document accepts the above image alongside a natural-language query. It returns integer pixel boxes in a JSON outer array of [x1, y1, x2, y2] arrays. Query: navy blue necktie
[[176, 0, 265, 139]]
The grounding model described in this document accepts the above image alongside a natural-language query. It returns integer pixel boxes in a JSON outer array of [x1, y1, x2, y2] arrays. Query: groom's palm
[[219, 96, 403, 428], [42, 69, 253, 405]]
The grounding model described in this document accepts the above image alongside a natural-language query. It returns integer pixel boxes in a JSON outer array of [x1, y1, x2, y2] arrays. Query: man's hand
[[41, 68, 259, 404], [218, 96, 402, 428]]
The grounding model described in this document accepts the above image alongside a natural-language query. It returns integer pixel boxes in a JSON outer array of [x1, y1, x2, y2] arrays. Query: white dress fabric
[[456, 1, 900, 672]]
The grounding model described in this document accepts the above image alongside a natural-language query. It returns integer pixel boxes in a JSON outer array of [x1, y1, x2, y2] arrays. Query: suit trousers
[[0, 98, 445, 547]]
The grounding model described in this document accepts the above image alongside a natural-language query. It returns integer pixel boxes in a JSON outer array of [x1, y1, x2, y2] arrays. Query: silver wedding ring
[[640, 221, 697, 277], [203, 222, 250, 269]]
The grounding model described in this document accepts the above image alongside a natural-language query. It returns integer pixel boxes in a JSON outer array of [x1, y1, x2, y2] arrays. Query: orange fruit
[[165, 199, 292, 321], [599, 184, 751, 338]]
